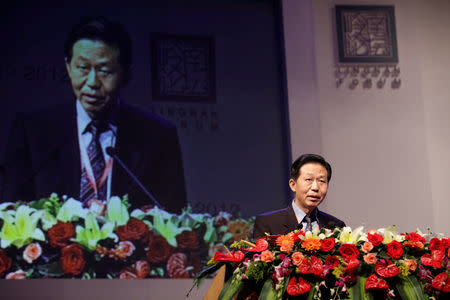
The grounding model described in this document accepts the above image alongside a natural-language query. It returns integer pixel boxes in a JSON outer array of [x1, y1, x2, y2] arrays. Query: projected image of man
[[3, 16, 187, 213]]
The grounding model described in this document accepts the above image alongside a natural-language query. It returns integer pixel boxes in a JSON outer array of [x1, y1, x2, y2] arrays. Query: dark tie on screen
[[302, 214, 313, 232], [80, 121, 107, 203]]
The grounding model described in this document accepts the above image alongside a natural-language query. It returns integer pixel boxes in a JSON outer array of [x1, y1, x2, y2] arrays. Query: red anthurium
[[375, 260, 401, 278], [365, 274, 389, 290], [289, 230, 305, 243], [345, 257, 360, 271], [310, 256, 324, 276], [297, 256, 323, 276], [431, 272, 450, 292], [431, 250, 445, 262], [421, 253, 443, 268], [213, 250, 244, 262], [242, 238, 269, 252], [286, 276, 311, 295], [298, 256, 311, 274]]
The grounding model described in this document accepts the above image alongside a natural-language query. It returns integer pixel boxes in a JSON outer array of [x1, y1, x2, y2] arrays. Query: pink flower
[[361, 242, 374, 253], [404, 259, 417, 272], [114, 241, 135, 259], [6, 269, 26, 279], [134, 260, 150, 279], [23, 243, 42, 264], [363, 253, 377, 265], [292, 252, 305, 266], [260, 250, 274, 263], [119, 267, 137, 279]]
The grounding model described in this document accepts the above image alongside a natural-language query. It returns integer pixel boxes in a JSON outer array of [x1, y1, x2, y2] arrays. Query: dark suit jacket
[[253, 205, 345, 239], [2, 102, 187, 213]]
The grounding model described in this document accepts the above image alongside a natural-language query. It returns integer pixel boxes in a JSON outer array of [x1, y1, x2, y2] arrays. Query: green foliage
[[246, 261, 266, 283]]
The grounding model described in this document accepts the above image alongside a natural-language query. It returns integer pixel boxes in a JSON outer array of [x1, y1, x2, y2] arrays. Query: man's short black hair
[[64, 16, 132, 84], [290, 154, 332, 182]]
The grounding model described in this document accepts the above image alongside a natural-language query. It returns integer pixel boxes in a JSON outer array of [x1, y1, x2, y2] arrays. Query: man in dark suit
[[253, 154, 345, 238], [2, 17, 187, 213]]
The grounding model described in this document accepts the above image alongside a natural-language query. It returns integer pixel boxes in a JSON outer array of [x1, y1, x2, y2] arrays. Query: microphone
[[106, 146, 164, 210]]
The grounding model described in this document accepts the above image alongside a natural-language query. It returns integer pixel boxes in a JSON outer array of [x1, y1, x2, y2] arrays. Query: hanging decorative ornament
[[391, 78, 401, 89], [377, 77, 386, 89], [334, 5, 400, 90], [363, 78, 372, 89]]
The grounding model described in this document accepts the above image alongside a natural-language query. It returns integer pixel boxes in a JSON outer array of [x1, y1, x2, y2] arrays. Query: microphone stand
[[106, 147, 164, 210]]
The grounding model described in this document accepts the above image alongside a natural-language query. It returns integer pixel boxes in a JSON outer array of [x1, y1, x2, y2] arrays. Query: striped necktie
[[80, 121, 107, 203], [302, 215, 313, 232]]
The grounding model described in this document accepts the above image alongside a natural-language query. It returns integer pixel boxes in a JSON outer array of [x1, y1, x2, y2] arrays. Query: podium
[[203, 265, 226, 300]]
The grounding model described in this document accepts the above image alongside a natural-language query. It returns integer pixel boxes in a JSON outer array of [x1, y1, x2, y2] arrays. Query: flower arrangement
[[0, 193, 253, 279], [196, 226, 450, 299]]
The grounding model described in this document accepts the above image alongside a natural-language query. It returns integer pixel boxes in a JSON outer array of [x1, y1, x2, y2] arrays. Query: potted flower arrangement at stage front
[[195, 225, 449, 299], [0, 193, 253, 279]]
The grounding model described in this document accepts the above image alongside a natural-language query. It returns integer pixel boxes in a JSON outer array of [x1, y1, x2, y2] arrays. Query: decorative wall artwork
[[151, 34, 216, 101], [335, 5, 401, 89]]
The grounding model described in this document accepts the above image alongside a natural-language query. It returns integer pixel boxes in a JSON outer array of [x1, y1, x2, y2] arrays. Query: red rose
[[386, 240, 403, 259], [405, 232, 425, 244], [116, 218, 150, 244], [176, 230, 199, 250], [367, 233, 384, 247], [166, 253, 190, 278], [60, 244, 86, 276], [339, 244, 359, 259], [0, 249, 12, 278], [146, 235, 174, 263], [441, 238, 450, 249], [48, 221, 75, 248], [325, 255, 339, 269], [429, 238, 444, 251], [320, 238, 335, 252]]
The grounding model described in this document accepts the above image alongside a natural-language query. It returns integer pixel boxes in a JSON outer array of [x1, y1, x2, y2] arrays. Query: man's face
[[289, 162, 328, 214], [66, 39, 123, 119]]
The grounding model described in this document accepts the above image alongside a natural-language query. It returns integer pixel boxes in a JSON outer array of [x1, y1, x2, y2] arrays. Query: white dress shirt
[[76, 100, 117, 200]]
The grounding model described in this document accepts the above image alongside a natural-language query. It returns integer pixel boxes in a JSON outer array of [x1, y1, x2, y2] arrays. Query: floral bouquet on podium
[[195, 226, 449, 299]]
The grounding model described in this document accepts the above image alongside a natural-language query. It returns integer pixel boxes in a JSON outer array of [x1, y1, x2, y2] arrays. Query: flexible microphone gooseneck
[[106, 146, 164, 210]]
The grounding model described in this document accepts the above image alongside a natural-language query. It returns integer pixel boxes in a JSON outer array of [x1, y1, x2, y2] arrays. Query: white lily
[[378, 226, 404, 244], [337, 226, 367, 244], [105, 196, 129, 226], [0, 205, 45, 248], [73, 212, 117, 251], [57, 198, 87, 222]]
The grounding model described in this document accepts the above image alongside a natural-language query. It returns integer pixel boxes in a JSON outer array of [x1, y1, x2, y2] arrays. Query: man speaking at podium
[[3, 17, 187, 213], [253, 154, 345, 238]]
